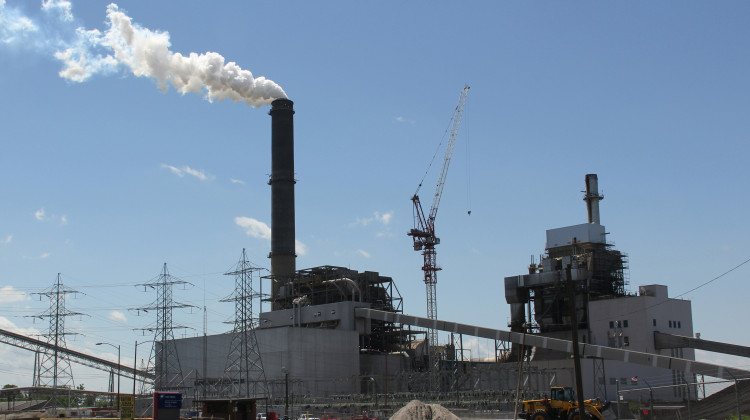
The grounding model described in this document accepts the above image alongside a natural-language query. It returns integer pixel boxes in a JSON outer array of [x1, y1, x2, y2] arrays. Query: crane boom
[[408, 86, 469, 387], [409, 85, 470, 268], [429, 85, 470, 222]]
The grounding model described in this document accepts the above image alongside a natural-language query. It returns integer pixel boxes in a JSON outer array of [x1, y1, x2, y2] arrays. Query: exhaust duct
[[584, 174, 603, 224]]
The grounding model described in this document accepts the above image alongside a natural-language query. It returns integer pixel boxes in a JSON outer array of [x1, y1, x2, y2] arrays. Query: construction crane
[[408, 85, 469, 373]]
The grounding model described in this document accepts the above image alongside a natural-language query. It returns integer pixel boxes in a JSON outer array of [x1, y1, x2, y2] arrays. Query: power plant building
[[503, 174, 696, 402], [162, 100, 697, 409]]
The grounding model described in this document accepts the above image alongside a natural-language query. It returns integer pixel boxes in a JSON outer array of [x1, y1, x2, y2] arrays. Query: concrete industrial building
[[589, 284, 694, 401], [514, 284, 695, 403], [177, 292, 414, 400], [160, 99, 699, 412], [164, 98, 573, 411]]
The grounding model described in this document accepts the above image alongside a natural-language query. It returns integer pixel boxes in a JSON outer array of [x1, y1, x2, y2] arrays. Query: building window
[[623, 320, 629, 328], [653, 319, 657, 327], [678, 321, 681, 328], [610, 378, 617, 385], [623, 336, 630, 346], [669, 320, 673, 328], [609, 321, 614, 329]]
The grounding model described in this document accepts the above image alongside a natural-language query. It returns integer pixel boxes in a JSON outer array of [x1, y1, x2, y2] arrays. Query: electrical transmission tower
[[221, 249, 269, 398], [133, 263, 195, 391], [29, 273, 85, 406]]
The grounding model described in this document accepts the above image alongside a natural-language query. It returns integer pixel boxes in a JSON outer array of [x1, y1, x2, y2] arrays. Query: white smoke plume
[[1, 1, 286, 107], [58, 4, 287, 106]]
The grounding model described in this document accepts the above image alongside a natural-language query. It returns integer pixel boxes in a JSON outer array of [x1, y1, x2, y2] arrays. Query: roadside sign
[[157, 392, 182, 409], [121, 395, 135, 420], [153, 392, 182, 420]]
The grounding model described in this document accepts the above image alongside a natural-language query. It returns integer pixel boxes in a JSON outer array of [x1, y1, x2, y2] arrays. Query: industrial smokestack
[[269, 98, 296, 309], [583, 174, 603, 224]]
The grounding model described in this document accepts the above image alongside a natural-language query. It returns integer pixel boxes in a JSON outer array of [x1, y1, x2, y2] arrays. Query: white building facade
[[588, 284, 695, 402]]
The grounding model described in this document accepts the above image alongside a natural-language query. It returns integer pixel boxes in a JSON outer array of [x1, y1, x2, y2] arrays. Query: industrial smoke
[[54, 3, 286, 107]]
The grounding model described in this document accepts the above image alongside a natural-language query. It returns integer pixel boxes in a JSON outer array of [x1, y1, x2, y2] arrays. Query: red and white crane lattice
[[408, 85, 470, 368]]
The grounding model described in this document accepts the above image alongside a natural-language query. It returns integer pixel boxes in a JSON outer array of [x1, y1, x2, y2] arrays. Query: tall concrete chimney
[[583, 174, 603, 224], [269, 98, 296, 309]]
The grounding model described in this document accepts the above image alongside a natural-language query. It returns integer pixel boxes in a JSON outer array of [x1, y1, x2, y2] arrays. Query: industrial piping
[[584, 174, 603, 224], [269, 98, 296, 310]]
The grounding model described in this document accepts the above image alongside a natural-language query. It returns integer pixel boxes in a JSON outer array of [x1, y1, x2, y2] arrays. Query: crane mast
[[408, 85, 469, 378]]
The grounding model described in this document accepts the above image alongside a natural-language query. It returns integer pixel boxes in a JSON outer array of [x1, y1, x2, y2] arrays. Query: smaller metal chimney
[[583, 174, 603, 224]]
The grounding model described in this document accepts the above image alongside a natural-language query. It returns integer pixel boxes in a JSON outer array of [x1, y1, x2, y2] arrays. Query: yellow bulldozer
[[519, 386, 608, 420]]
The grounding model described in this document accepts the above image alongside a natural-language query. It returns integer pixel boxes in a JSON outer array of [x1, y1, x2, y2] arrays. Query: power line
[[674, 256, 750, 299], [589, 255, 750, 323]]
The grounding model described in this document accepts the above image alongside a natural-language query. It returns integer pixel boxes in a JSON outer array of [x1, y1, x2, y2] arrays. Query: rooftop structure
[[505, 175, 628, 341]]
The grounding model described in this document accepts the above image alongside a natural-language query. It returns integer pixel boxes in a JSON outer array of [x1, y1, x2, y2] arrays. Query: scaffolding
[[265, 266, 408, 353], [527, 242, 629, 334]]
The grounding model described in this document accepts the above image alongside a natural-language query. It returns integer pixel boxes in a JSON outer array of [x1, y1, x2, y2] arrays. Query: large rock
[[389, 400, 460, 420]]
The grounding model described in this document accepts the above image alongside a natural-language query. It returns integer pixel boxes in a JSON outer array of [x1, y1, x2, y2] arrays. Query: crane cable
[[415, 88, 473, 218], [465, 98, 472, 215], [414, 112, 454, 198]]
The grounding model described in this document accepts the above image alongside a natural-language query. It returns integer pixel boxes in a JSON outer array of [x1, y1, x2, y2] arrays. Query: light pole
[[368, 377, 376, 411], [615, 378, 621, 420], [96, 342, 121, 411], [282, 367, 289, 419]]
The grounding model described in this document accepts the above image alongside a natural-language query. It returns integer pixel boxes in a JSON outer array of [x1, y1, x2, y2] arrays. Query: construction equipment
[[408, 85, 469, 374], [520, 387, 607, 420]]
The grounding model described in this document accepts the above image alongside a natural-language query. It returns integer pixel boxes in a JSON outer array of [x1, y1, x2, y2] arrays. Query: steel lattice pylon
[[32, 274, 81, 388], [220, 249, 269, 398], [30, 274, 85, 407], [134, 263, 194, 391], [592, 357, 608, 401]]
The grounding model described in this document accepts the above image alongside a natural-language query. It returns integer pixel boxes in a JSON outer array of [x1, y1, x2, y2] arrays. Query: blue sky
[[1, 1, 749, 391]]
